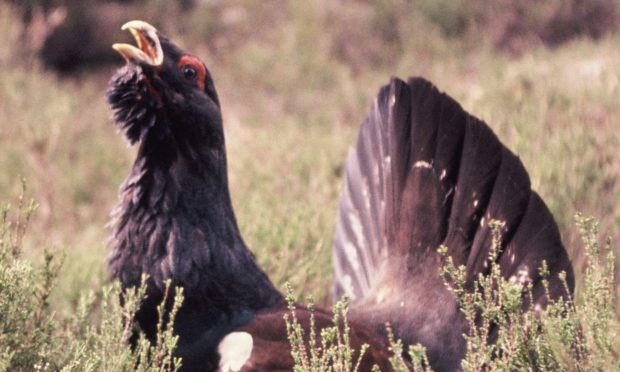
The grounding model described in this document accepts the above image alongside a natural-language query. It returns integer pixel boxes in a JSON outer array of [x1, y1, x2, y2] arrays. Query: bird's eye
[[177, 55, 207, 90], [182, 65, 198, 81]]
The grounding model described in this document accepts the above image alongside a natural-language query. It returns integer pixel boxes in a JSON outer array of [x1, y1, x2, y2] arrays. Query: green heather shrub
[[284, 283, 371, 372], [437, 220, 539, 370], [385, 326, 430, 372], [434, 217, 617, 371], [0, 195, 182, 371], [437, 216, 617, 371], [540, 215, 619, 370], [0, 192, 57, 371], [57, 279, 183, 372]]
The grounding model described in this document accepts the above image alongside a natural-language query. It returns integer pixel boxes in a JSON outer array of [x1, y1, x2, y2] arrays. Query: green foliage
[[438, 217, 619, 371], [0, 195, 182, 371], [439, 220, 542, 370], [385, 325, 430, 372], [0, 192, 58, 371], [540, 215, 619, 370], [284, 283, 371, 372], [58, 278, 183, 372]]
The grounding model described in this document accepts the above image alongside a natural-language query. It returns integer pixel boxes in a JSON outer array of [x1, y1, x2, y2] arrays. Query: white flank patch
[[218, 332, 253, 372]]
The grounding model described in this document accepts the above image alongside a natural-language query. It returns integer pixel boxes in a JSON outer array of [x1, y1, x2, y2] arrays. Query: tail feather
[[333, 108, 390, 300], [332, 76, 574, 370]]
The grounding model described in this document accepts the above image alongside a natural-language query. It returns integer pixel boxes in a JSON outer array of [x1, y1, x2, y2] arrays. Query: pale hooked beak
[[112, 20, 164, 66]]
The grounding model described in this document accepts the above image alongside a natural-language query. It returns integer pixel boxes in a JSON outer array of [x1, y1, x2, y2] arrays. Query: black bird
[[107, 21, 573, 371], [107, 20, 284, 370]]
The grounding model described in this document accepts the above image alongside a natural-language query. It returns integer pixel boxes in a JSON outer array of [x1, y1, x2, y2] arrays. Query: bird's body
[[107, 21, 573, 371], [107, 26, 282, 368]]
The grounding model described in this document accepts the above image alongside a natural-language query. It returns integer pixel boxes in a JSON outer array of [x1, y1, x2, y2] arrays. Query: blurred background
[[0, 0, 618, 315]]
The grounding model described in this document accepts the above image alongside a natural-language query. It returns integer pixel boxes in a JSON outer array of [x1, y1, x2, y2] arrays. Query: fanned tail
[[332, 77, 574, 370]]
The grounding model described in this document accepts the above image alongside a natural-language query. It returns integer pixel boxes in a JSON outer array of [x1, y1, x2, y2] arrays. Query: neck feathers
[[108, 134, 282, 312]]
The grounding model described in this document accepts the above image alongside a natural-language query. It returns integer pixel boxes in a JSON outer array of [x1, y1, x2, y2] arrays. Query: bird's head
[[107, 20, 222, 150]]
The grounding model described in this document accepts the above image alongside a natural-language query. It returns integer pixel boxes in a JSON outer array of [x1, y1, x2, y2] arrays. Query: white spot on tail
[[439, 169, 447, 180], [341, 274, 356, 300], [361, 183, 371, 215], [218, 332, 253, 371], [344, 243, 360, 271], [443, 187, 454, 205], [348, 212, 364, 247], [413, 160, 432, 169], [473, 199, 479, 207]]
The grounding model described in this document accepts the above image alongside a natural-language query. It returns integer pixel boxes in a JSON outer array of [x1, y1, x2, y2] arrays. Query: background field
[[1, 0, 618, 324]]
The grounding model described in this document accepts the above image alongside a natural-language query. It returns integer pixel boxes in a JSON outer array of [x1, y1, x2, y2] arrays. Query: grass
[[0, 0, 618, 369]]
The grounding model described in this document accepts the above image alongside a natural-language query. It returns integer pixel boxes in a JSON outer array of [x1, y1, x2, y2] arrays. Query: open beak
[[112, 20, 163, 66]]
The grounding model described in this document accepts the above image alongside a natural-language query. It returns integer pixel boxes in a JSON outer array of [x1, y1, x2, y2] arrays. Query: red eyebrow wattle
[[178, 55, 206, 91]]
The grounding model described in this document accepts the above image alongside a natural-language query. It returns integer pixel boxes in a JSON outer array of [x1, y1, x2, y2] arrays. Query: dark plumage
[[107, 21, 573, 371], [106, 22, 283, 370]]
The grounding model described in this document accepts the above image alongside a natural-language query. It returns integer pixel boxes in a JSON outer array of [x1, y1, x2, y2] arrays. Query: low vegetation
[[0, 194, 183, 371]]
